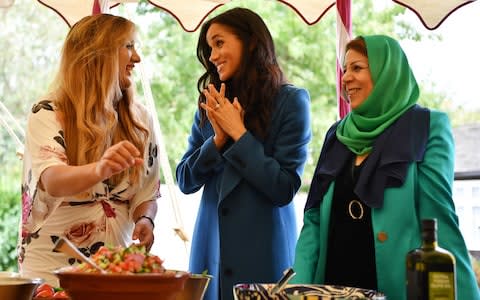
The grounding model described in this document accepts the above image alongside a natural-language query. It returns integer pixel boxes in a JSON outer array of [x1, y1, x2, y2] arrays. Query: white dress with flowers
[[18, 100, 161, 285]]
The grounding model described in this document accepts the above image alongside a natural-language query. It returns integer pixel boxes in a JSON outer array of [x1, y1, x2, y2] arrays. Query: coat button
[[224, 268, 233, 276], [377, 231, 388, 242], [221, 208, 229, 216]]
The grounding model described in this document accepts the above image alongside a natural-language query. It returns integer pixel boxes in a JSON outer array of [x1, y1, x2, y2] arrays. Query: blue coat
[[293, 110, 480, 300], [176, 85, 311, 300]]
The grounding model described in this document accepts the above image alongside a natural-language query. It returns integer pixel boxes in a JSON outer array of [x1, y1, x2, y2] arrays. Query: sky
[[395, 2, 480, 110]]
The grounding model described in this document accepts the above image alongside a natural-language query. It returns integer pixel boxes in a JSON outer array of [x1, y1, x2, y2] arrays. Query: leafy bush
[[0, 188, 20, 271], [471, 254, 480, 287]]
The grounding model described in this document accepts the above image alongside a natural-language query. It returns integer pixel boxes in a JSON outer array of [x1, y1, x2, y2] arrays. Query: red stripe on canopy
[[336, 0, 351, 119]]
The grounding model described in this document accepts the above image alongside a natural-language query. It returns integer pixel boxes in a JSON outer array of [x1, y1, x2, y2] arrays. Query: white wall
[[454, 180, 480, 251]]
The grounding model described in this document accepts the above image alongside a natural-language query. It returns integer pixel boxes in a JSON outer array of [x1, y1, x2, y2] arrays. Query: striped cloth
[[336, 0, 351, 119]]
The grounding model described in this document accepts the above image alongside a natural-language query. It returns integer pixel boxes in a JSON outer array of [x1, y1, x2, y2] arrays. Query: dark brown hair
[[345, 36, 368, 58], [196, 7, 286, 139]]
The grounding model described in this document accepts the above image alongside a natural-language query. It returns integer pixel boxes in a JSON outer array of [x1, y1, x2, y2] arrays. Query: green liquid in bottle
[[406, 218, 456, 300]]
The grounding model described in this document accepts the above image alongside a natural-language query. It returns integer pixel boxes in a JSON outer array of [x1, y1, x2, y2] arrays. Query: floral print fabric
[[18, 100, 160, 284]]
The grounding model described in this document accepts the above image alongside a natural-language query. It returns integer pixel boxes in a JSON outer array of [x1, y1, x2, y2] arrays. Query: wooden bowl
[[55, 269, 189, 300], [0, 276, 43, 300], [175, 273, 212, 300]]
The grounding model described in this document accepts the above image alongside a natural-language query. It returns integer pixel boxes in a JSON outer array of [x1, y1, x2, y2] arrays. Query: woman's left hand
[[201, 83, 229, 149], [203, 84, 246, 141]]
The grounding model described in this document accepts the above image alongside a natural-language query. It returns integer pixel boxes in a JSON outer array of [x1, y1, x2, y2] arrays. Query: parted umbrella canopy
[[37, 0, 476, 31]]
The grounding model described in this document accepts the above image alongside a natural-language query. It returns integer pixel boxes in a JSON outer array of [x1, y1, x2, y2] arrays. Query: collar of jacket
[[304, 104, 430, 210]]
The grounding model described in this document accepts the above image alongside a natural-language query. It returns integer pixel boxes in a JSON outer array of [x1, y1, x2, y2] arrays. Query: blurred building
[[452, 123, 480, 251]]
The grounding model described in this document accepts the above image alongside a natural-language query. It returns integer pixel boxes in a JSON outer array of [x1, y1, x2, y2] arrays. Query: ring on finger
[[214, 103, 220, 110]]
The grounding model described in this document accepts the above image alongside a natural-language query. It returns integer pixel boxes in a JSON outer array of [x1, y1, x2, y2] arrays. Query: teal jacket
[[293, 110, 479, 300]]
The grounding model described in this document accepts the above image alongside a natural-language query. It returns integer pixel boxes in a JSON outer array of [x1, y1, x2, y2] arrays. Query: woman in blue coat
[[176, 7, 311, 300], [293, 35, 479, 299]]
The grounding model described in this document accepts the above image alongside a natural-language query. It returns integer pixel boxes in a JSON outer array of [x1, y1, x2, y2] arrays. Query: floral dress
[[18, 100, 161, 285]]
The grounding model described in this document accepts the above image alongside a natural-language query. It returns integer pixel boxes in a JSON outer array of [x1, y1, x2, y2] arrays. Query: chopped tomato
[[35, 283, 55, 297], [52, 290, 69, 298], [35, 289, 55, 298], [72, 244, 166, 274]]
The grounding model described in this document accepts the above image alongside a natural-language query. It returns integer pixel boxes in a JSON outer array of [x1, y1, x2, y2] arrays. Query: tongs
[[269, 267, 296, 296], [53, 237, 106, 273]]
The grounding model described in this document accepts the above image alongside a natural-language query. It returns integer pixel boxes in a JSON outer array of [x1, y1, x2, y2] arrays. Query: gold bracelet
[[135, 215, 155, 228]]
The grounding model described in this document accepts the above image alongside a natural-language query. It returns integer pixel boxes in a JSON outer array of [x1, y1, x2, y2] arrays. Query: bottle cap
[[422, 218, 437, 231]]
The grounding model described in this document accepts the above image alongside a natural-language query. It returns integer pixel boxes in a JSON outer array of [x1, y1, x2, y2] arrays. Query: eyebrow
[[346, 59, 367, 65], [343, 59, 368, 68], [209, 32, 225, 41]]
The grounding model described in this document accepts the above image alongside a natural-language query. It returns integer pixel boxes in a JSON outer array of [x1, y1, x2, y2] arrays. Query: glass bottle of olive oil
[[406, 218, 456, 300]]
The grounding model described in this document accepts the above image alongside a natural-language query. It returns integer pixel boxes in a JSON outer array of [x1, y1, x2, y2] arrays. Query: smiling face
[[206, 23, 244, 81], [342, 49, 373, 110], [118, 34, 141, 90]]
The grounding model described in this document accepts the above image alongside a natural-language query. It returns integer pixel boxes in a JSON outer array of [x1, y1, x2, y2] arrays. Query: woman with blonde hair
[[19, 14, 160, 285]]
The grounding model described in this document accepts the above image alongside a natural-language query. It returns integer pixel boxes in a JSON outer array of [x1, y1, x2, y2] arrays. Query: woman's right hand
[[200, 83, 229, 149], [95, 141, 143, 181], [40, 140, 143, 197]]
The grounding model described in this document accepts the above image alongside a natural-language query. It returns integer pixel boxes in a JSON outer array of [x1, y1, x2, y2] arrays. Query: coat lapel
[[218, 163, 242, 203]]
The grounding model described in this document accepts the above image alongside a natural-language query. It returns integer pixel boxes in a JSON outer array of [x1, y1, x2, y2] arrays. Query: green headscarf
[[336, 35, 419, 155]]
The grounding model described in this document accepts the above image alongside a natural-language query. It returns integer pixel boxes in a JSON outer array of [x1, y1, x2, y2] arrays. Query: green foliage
[[133, 0, 455, 187], [0, 129, 21, 271], [0, 0, 67, 272], [0, 0, 67, 118], [133, 7, 202, 183], [0, 188, 20, 271], [133, 0, 340, 186]]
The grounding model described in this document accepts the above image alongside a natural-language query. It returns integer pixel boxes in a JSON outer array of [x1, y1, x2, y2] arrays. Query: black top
[[324, 157, 377, 290]]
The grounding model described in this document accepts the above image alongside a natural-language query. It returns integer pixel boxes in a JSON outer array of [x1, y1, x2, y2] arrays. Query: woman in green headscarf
[[293, 35, 479, 299]]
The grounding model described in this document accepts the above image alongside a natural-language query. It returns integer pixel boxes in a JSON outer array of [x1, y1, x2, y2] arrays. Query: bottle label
[[428, 272, 455, 300]]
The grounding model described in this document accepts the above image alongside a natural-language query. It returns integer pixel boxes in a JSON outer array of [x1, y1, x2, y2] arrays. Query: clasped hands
[[200, 83, 246, 149]]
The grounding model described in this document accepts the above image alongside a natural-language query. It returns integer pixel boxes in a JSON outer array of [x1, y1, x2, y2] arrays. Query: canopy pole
[[92, 0, 109, 15], [121, 4, 189, 244], [0, 100, 25, 159], [336, 0, 351, 119], [136, 60, 189, 243]]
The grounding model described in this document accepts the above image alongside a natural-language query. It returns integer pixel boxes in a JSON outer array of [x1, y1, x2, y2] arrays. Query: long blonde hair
[[51, 14, 148, 185]]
